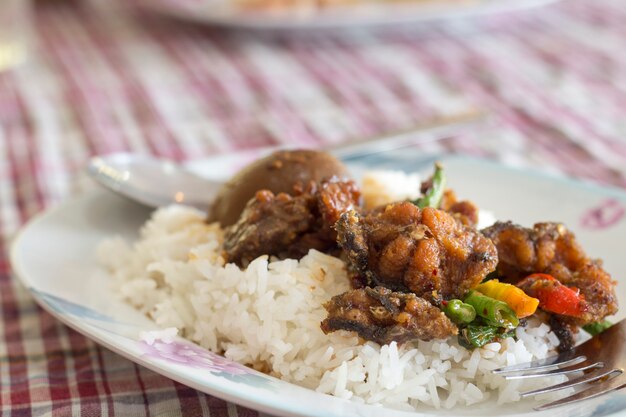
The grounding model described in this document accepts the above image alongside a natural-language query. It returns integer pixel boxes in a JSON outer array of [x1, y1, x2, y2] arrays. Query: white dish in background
[[10, 151, 626, 417], [131, 0, 561, 30]]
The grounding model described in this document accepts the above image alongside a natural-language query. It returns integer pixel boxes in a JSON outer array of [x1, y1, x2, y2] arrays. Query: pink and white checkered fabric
[[3, 0, 626, 414]]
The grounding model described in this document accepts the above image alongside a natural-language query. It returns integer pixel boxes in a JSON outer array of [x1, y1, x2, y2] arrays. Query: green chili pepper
[[442, 299, 476, 324], [463, 290, 519, 329], [583, 320, 612, 336], [414, 163, 446, 209]]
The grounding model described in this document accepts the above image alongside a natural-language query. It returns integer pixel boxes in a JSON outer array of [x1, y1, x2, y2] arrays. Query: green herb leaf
[[414, 163, 446, 209], [583, 320, 612, 336], [458, 325, 499, 348]]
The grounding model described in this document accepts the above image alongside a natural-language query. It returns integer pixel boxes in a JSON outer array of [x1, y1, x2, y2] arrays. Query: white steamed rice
[[97, 171, 571, 411]]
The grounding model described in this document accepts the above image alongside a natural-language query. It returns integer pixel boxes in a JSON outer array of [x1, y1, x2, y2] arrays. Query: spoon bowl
[[87, 153, 218, 211]]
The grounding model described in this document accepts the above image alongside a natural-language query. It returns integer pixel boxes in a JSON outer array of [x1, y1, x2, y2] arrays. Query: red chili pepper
[[516, 273, 588, 318]]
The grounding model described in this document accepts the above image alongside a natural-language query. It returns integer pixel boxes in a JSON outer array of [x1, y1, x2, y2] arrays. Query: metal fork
[[493, 319, 626, 410]]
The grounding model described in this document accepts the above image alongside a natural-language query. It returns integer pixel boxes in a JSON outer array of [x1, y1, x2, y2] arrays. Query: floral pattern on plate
[[580, 199, 625, 230], [141, 332, 276, 389]]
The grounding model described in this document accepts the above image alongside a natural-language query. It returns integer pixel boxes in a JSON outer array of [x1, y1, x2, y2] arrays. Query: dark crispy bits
[[549, 315, 577, 352], [321, 286, 458, 345], [335, 202, 498, 302], [482, 221, 618, 325], [224, 178, 360, 266]]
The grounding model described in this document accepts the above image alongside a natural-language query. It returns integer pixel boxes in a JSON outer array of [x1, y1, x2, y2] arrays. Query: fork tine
[[535, 375, 626, 411], [504, 362, 604, 380], [493, 353, 586, 375], [521, 369, 622, 397]]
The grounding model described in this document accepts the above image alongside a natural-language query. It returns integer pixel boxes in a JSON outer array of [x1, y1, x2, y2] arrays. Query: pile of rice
[[98, 171, 571, 411]]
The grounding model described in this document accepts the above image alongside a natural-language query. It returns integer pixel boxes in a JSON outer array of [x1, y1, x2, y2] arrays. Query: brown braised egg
[[207, 149, 350, 227]]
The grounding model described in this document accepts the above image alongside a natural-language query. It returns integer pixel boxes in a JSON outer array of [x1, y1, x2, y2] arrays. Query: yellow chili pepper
[[475, 279, 539, 318]]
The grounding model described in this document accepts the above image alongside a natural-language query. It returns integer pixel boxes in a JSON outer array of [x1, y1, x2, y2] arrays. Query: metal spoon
[[86, 110, 487, 210], [87, 153, 215, 210]]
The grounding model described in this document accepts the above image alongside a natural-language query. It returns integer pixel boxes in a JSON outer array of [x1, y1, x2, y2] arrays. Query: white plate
[[10, 152, 626, 417], [133, 0, 561, 30]]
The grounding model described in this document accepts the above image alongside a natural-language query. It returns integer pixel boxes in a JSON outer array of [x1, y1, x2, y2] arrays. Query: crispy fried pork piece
[[317, 179, 361, 227], [440, 189, 479, 227], [223, 190, 315, 265], [335, 202, 498, 302], [482, 222, 584, 281], [482, 221, 618, 325], [223, 178, 360, 266], [562, 263, 618, 323], [321, 286, 458, 345]]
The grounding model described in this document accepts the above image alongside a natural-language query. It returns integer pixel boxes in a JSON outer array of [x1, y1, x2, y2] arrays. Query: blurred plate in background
[[131, 0, 562, 30]]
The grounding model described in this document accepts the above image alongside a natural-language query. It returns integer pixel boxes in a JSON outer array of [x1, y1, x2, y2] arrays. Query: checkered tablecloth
[[3, 0, 626, 414]]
